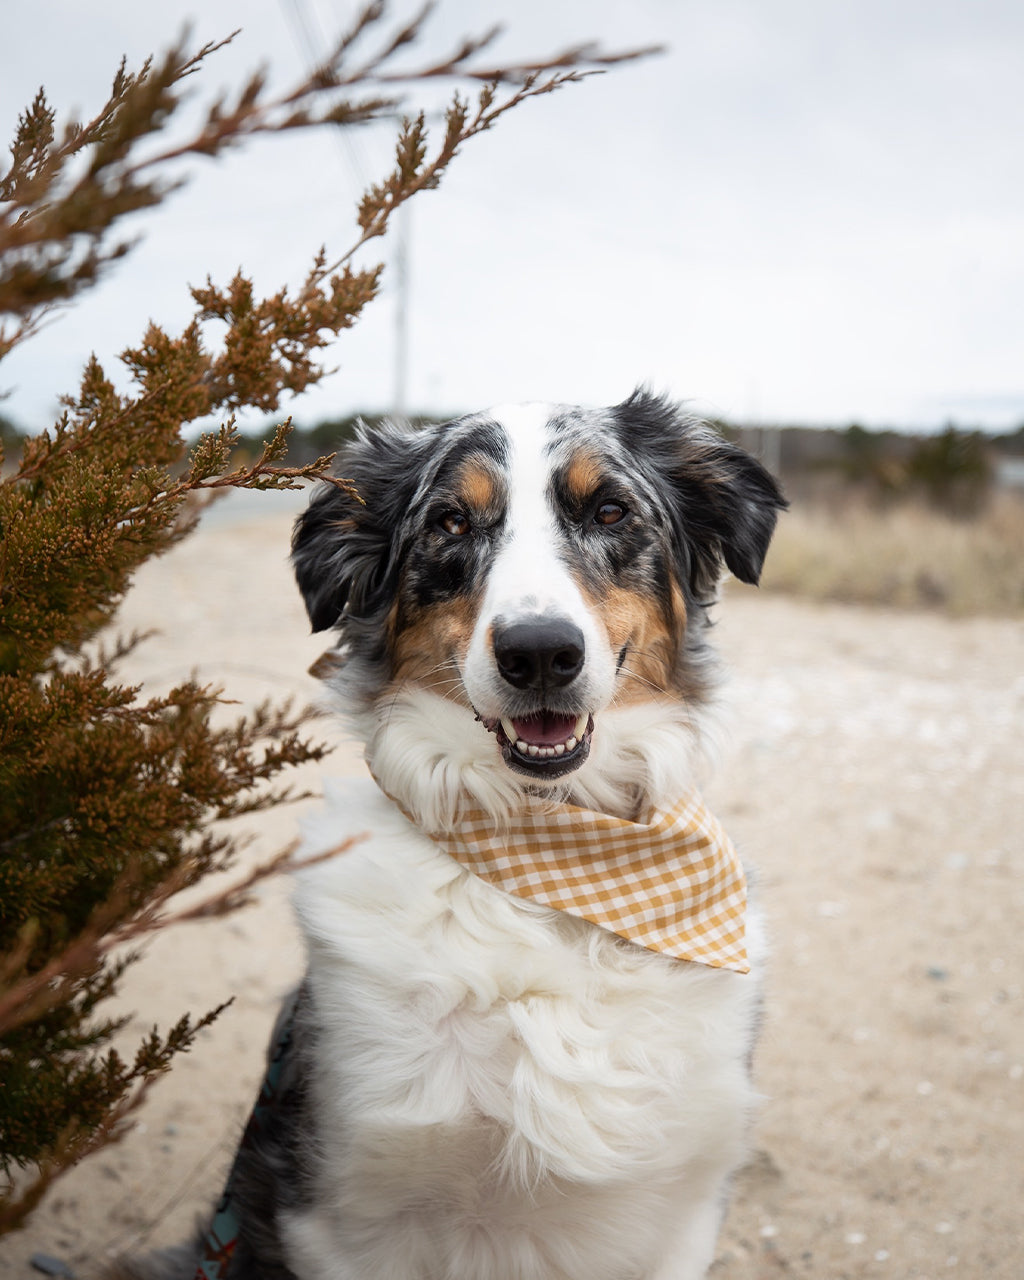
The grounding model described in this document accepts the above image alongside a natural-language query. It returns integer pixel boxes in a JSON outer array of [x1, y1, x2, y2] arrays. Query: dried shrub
[[0, 7, 650, 1232]]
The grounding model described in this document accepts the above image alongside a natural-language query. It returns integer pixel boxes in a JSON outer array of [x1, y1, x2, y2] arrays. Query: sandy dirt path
[[1, 492, 1021, 1279]]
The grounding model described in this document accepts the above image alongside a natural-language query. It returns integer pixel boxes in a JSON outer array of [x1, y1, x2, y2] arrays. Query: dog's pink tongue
[[512, 712, 577, 746]]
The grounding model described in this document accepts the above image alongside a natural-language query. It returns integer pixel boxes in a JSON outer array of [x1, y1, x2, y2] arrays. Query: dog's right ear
[[290, 481, 362, 632], [291, 422, 432, 633]]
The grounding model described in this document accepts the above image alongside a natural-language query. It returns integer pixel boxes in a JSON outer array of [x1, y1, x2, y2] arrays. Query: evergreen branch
[[85, 627, 158, 674], [350, 42, 663, 86], [184, 419, 351, 494], [114, 22, 652, 176], [10, 362, 197, 487], [321, 0, 388, 69], [187, 461, 357, 495], [330, 71, 588, 268], [117, 835, 362, 936], [0, 999, 230, 1231], [0, 885, 133, 1035], [0, 838, 356, 1038]]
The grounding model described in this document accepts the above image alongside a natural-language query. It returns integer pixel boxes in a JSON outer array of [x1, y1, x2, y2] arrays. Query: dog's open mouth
[[482, 710, 594, 778]]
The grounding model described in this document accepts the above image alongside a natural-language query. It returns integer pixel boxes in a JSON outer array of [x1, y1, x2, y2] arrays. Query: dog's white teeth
[[501, 712, 591, 759]]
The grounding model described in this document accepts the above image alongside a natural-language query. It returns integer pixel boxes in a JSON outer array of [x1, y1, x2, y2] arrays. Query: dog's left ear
[[615, 389, 788, 600], [674, 431, 788, 596]]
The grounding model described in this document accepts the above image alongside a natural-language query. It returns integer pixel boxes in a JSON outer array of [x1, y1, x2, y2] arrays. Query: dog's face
[[293, 390, 785, 787]]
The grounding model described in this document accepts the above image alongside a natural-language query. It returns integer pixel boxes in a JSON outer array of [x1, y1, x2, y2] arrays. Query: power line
[[278, 0, 372, 191], [277, 0, 410, 414]]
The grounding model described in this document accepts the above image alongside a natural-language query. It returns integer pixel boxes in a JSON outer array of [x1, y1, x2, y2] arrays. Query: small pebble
[[30, 1255, 76, 1279]]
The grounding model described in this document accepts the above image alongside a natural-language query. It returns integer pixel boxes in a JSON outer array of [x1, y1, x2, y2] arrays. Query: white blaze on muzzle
[[461, 404, 618, 721]]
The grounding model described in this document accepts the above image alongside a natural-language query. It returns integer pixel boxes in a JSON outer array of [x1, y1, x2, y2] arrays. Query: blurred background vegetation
[[721, 418, 1024, 616]]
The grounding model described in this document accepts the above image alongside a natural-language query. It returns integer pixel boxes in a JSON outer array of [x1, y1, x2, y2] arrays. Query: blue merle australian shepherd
[[120, 389, 786, 1280]]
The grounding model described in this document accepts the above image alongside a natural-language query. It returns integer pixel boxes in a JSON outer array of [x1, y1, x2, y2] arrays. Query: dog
[[122, 389, 785, 1280]]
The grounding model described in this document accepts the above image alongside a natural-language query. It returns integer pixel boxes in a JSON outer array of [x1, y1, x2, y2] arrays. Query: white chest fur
[[283, 780, 762, 1280]]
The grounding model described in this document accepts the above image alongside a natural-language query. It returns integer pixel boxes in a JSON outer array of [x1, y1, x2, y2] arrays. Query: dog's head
[[293, 389, 785, 819]]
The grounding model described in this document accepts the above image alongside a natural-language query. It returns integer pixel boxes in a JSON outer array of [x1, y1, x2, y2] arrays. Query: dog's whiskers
[[414, 658, 467, 699], [616, 664, 669, 696], [378, 664, 457, 731], [380, 660, 470, 725], [421, 676, 464, 693]]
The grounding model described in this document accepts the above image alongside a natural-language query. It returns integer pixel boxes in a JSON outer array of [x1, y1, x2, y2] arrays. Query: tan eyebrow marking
[[455, 455, 499, 512], [563, 447, 606, 504]]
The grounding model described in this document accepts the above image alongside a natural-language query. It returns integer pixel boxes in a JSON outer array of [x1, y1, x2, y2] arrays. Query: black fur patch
[[398, 447, 509, 618], [291, 421, 437, 634], [292, 415, 509, 634], [611, 388, 788, 602]]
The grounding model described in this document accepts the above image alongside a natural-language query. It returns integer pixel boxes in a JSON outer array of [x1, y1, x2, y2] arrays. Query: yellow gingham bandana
[[421, 793, 749, 974]]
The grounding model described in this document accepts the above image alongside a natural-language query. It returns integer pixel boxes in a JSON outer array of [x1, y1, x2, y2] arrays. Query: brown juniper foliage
[[0, 6, 651, 1233]]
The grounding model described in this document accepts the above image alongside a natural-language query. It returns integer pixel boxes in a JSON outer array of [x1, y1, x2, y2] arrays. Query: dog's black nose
[[493, 617, 586, 691]]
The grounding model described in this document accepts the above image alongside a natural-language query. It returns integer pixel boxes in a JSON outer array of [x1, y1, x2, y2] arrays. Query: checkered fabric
[[421, 793, 749, 973]]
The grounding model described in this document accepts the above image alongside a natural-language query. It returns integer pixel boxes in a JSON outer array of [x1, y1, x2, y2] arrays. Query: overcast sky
[[2, 0, 1023, 432]]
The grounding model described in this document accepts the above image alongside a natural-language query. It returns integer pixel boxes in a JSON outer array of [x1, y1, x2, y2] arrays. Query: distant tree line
[[258, 412, 1024, 516], [5, 406, 1020, 516], [722, 419, 1023, 516]]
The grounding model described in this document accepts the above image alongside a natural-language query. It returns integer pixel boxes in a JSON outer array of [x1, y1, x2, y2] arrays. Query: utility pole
[[393, 207, 410, 418], [760, 424, 782, 476], [279, 0, 440, 421]]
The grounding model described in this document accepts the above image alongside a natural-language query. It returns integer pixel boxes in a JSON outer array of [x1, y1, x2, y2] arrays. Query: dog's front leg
[[648, 1192, 728, 1280]]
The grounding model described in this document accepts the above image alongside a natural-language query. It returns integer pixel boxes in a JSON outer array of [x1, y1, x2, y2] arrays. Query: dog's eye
[[439, 511, 471, 537], [594, 501, 627, 526]]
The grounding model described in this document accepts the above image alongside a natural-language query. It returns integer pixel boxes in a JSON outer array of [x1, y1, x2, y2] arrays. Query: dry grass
[[737, 489, 1024, 616]]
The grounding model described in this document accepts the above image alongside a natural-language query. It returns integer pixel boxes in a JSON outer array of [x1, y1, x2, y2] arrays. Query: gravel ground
[[2, 493, 1021, 1280]]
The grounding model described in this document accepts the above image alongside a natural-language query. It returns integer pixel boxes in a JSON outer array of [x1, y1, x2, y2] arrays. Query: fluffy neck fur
[[322, 669, 719, 833]]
